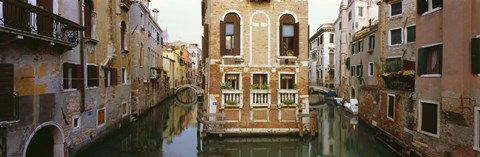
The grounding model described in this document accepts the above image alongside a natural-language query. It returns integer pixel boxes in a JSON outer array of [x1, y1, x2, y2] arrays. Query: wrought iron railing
[[0, 91, 19, 122], [0, 0, 83, 46]]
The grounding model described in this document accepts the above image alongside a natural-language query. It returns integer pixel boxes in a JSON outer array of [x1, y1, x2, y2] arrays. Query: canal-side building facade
[[335, 0, 379, 98], [202, 0, 311, 135], [309, 23, 335, 89], [414, 0, 480, 156]]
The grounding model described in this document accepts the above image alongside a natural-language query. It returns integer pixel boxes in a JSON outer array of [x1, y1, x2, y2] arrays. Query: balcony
[[0, 91, 18, 122], [0, 0, 83, 48], [221, 90, 243, 108], [250, 90, 271, 108], [278, 89, 298, 108], [381, 71, 415, 91]]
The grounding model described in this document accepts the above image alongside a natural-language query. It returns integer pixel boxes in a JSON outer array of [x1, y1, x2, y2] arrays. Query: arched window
[[279, 14, 299, 56], [220, 13, 240, 56], [84, 0, 94, 38], [121, 21, 127, 50]]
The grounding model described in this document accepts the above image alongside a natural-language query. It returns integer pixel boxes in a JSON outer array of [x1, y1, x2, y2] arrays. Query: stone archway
[[24, 123, 64, 157]]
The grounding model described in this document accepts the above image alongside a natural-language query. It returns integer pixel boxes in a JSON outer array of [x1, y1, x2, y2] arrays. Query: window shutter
[[104, 68, 108, 87], [0, 64, 14, 93], [294, 22, 300, 56], [417, 48, 427, 76], [220, 21, 226, 56], [75, 64, 83, 89], [63, 63, 68, 89], [417, 0, 428, 14], [438, 45, 443, 75], [279, 22, 283, 54], [234, 20, 241, 56], [112, 68, 118, 85], [472, 38, 480, 74]]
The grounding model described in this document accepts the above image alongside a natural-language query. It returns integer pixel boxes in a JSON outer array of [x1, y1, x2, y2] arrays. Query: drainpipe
[[79, 0, 86, 113]]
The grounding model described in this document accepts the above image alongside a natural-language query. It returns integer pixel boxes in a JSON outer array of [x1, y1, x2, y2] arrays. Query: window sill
[[389, 44, 402, 47], [422, 7, 442, 16], [473, 146, 480, 152], [406, 41, 416, 44], [389, 14, 402, 19], [86, 87, 98, 90], [63, 89, 77, 92], [96, 124, 105, 129], [222, 55, 242, 58], [420, 74, 441, 78], [418, 130, 440, 138], [278, 56, 298, 59]]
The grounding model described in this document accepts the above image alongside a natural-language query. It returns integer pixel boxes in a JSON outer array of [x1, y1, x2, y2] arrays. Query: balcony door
[[37, 0, 53, 37], [3, 0, 30, 31]]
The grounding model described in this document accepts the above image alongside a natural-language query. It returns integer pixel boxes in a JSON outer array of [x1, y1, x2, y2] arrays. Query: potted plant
[[286, 50, 295, 56], [220, 82, 232, 90], [260, 84, 270, 90], [226, 100, 238, 105], [283, 41, 295, 56], [283, 99, 295, 105], [251, 83, 260, 89]]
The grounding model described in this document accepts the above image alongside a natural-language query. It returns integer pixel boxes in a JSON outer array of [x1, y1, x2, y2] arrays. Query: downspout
[[79, 0, 86, 113]]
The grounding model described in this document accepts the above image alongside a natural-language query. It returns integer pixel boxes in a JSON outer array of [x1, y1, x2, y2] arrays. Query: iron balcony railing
[[0, 0, 83, 47], [0, 91, 19, 122]]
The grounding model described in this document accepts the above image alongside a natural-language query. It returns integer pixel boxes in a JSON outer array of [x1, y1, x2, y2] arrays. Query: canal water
[[76, 89, 397, 157]]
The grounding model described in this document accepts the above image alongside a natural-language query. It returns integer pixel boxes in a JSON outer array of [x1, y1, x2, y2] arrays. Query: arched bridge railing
[[174, 84, 204, 94]]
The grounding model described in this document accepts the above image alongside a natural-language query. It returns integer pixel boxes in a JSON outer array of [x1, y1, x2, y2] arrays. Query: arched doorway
[[25, 124, 64, 157]]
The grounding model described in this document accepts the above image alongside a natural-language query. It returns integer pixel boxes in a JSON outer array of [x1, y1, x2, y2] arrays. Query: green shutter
[[417, 0, 428, 14], [472, 38, 480, 74], [438, 45, 443, 75], [418, 48, 427, 76]]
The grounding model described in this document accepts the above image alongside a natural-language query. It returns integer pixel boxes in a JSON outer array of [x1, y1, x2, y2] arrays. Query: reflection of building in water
[[200, 138, 311, 157], [162, 90, 198, 143]]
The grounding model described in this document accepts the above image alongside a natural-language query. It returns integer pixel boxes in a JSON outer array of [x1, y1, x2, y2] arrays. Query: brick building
[[201, 0, 310, 135]]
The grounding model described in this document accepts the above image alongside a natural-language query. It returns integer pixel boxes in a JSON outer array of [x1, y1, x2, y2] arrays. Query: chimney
[[152, 8, 159, 22]]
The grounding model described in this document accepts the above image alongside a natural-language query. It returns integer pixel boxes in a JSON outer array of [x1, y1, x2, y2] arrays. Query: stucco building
[[309, 23, 335, 88], [414, 0, 480, 156], [201, 0, 311, 135]]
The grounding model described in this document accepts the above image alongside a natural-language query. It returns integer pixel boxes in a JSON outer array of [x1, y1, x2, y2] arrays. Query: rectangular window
[[72, 115, 80, 130], [252, 74, 268, 86], [317, 38, 319, 46], [387, 94, 395, 120], [283, 24, 295, 54], [87, 65, 98, 87], [351, 66, 355, 76], [358, 40, 363, 53], [97, 108, 106, 127], [122, 102, 128, 117], [418, 101, 439, 137], [358, 7, 363, 16], [280, 74, 295, 89], [368, 62, 374, 76], [474, 107, 480, 150], [385, 58, 402, 73], [390, 2, 402, 16], [418, 44, 442, 75], [63, 63, 80, 90], [369, 34, 375, 49], [472, 38, 480, 75], [225, 74, 240, 90], [390, 28, 402, 45], [357, 65, 361, 77], [348, 11, 352, 21], [418, 0, 443, 15], [225, 23, 235, 54], [351, 43, 356, 55], [407, 25, 416, 43], [329, 34, 334, 43], [122, 68, 127, 84], [320, 35, 324, 44], [339, 22, 342, 29], [104, 68, 118, 87]]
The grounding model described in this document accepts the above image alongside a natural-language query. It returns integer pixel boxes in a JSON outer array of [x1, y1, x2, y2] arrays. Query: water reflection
[[77, 91, 396, 157]]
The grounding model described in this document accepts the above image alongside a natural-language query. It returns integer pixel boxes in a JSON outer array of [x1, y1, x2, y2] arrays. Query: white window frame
[[405, 25, 416, 44], [72, 115, 81, 131], [121, 102, 129, 117], [387, 94, 395, 121], [368, 34, 375, 49], [106, 69, 111, 87], [388, 27, 403, 46], [86, 63, 99, 89], [223, 72, 242, 90], [122, 68, 127, 84], [278, 72, 297, 90], [474, 106, 480, 151], [368, 62, 374, 77], [389, 1, 403, 18], [250, 72, 270, 86], [96, 107, 106, 128], [422, 0, 443, 16], [358, 6, 363, 17], [417, 100, 440, 138]]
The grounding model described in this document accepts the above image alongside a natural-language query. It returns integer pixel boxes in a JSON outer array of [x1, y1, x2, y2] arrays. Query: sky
[[150, 0, 342, 45]]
